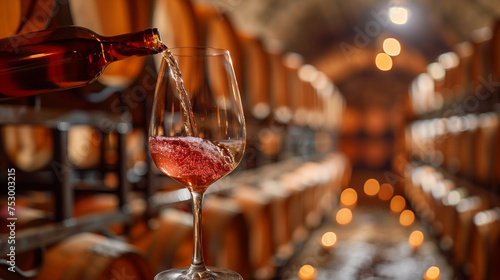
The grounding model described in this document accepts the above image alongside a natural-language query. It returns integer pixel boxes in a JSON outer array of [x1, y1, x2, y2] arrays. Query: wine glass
[[149, 47, 246, 279]]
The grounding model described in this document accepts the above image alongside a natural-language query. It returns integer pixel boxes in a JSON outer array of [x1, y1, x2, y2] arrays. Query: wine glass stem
[[190, 190, 207, 272]]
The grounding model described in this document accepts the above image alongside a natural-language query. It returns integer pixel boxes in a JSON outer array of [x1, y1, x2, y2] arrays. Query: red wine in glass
[[149, 135, 241, 192]]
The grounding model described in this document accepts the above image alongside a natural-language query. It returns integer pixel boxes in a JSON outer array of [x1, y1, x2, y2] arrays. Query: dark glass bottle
[[0, 26, 165, 98]]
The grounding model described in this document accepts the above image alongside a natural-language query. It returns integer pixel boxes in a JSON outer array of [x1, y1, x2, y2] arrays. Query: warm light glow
[[390, 195, 406, 212], [424, 266, 441, 280], [274, 106, 293, 124], [375, 53, 393, 71], [444, 190, 462, 206], [399, 210, 415, 226], [312, 71, 329, 91], [321, 232, 337, 248], [456, 196, 482, 213], [283, 52, 303, 69], [378, 183, 394, 201], [416, 73, 434, 96], [409, 230, 424, 249], [340, 188, 358, 207], [438, 52, 459, 70], [298, 264, 317, 280], [474, 209, 499, 226], [336, 208, 353, 225], [427, 62, 445, 81], [389, 6, 409, 25], [298, 64, 318, 82], [432, 180, 451, 200], [364, 178, 380, 196], [383, 38, 401, 56], [252, 102, 271, 120]]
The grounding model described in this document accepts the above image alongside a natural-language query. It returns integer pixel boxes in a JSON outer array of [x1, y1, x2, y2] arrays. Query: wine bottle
[[0, 26, 166, 99]]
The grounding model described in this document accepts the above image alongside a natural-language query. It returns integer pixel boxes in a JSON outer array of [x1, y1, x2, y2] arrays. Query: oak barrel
[[32, 232, 153, 280], [232, 186, 275, 278], [129, 208, 193, 274], [202, 196, 251, 280]]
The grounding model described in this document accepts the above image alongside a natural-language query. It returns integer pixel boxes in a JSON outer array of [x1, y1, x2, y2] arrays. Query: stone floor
[[281, 206, 455, 280]]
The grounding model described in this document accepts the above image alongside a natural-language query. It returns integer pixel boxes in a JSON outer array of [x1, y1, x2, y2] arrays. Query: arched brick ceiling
[[198, 0, 499, 108], [210, 0, 497, 60]]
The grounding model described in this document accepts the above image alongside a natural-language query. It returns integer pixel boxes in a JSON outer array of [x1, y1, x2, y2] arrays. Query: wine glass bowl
[[149, 47, 246, 280]]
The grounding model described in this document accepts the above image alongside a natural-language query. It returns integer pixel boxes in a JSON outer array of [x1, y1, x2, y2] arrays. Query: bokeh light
[[321, 232, 337, 249], [364, 178, 380, 196], [427, 62, 445, 81], [336, 208, 353, 225], [437, 52, 459, 70], [375, 53, 393, 71], [378, 183, 394, 201], [298, 264, 317, 280], [424, 266, 441, 280], [399, 210, 415, 226], [444, 190, 462, 206], [409, 230, 424, 249], [390, 195, 406, 213], [340, 188, 358, 207], [389, 6, 409, 25], [383, 38, 401, 56]]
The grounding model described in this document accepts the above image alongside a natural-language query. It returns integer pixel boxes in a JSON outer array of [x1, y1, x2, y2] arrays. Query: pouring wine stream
[[161, 45, 199, 137]]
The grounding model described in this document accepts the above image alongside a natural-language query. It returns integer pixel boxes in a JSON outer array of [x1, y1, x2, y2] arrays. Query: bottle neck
[[104, 28, 165, 62]]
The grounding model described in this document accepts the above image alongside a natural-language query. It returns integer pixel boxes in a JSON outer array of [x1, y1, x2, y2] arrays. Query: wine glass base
[[154, 266, 243, 280]]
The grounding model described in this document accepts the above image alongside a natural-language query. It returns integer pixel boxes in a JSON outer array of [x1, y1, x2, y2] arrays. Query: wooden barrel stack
[[0, 0, 349, 279], [32, 233, 154, 280], [467, 207, 500, 280], [231, 186, 275, 278], [129, 208, 194, 274], [405, 20, 500, 280]]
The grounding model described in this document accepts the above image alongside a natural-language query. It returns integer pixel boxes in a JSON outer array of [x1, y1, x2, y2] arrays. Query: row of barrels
[[409, 21, 500, 117], [1, 154, 350, 280], [405, 164, 500, 280], [405, 17, 500, 280], [407, 112, 500, 194]]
